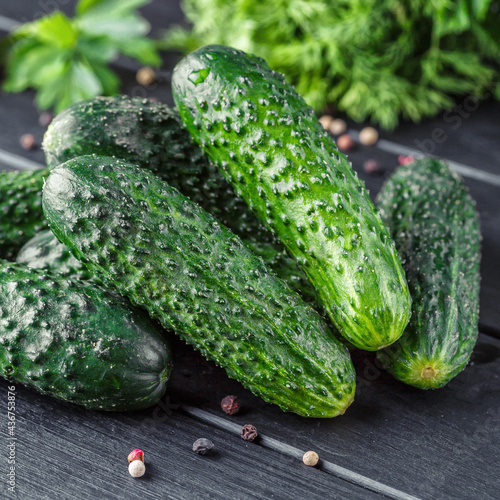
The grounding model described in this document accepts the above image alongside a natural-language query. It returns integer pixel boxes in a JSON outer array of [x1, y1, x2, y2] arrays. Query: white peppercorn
[[319, 115, 334, 130], [303, 451, 319, 467], [329, 119, 347, 135], [359, 126, 379, 146], [129, 459, 146, 478]]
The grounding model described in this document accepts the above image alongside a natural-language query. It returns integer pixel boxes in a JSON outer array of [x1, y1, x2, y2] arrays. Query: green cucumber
[[42, 95, 268, 241], [43, 96, 208, 199], [0, 261, 172, 410], [17, 229, 318, 319], [0, 168, 49, 259], [17, 230, 94, 281], [172, 45, 411, 350], [43, 155, 356, 418], [376, 159, 481, 388], [42, 95, 314, 299], [43, 95, 330, 314]]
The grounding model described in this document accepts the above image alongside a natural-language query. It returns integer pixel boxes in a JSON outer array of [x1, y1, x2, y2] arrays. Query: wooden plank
[[1, 377, 383, 500], [350, 129, 500, 187], [181, 406, 422, 500], [376, 99, 500, 176], [0, 0, 50, 26], [0, 91, 47, 167], [163, 334, 500, 500]]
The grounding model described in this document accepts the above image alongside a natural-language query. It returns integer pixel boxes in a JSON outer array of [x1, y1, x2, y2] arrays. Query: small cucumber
[[43, 155, 356, 418], [376, 159, 481, 389], [172, 45, 411, 350], [17, 230, 93, 281], [0, 168, 49, 259], [43, 96, 208, 195], [0, 261, 172, 410]]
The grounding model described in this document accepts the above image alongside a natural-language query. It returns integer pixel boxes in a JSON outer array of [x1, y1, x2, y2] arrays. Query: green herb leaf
[[91, 64, 120, 94], [71, 60, 103, 100], [35, 12, 77, 48], [120, 37, 161, 66], [76, 0, 150, 17], [76, 34, 119, 64], [161, 0, 500, 128], [1, 0, 159, 111], [76, 15, 150, 40]]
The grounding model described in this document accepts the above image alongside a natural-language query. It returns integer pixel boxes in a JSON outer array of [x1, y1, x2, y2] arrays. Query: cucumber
[[0, 168, 49, 259], [42, 96, 313, 299], [43, 96, 208, 199], [376, 159, 481, 389], [0, 261, 172, 410], [17, 230, 94, 281], [42, 95, 266, 240], [172, 45, 411, 350], [43, 155, 356, 418], [17, 229, 319, 318]]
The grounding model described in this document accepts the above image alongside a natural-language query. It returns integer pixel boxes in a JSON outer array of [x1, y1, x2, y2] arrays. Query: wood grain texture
[[1, 376, 382, 500], [0, 1, 499, 499], [164, 334, 500, 500]]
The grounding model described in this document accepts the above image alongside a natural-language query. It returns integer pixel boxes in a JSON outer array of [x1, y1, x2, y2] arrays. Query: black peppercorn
[[192, 438, 214, 455], [221, 395, 241, 415], [240, 424, 258, 442]]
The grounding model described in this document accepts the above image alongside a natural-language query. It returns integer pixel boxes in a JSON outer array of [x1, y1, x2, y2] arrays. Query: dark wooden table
[[1, 2, 499, 499]]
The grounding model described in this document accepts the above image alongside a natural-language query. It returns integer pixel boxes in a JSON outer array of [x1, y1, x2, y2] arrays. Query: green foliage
[[1, 0, 160, 112], [161, 0, 500, 128]]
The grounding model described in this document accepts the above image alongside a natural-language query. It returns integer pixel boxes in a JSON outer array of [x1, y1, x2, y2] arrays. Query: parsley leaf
[[1, 0, 160, 112]]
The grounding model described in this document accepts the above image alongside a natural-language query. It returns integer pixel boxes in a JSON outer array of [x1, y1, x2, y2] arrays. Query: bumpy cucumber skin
[[17, 230, 94, 281], [0, 261, 172, 410], [0, 169, 49, 260], [43, 155, 356, 418], [43, 96, 207, 193], [19, 229, 343, 347], [376, 159, 481, 389], [172, 45, 411, 351], [43, 95, 261, 241], [42, 96, 313, 301]]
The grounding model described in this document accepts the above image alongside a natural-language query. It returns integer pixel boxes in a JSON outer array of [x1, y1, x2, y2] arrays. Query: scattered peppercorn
[[240, 424, 258, 442], [39, 112, 53, 128], [398, 155, 415, 166], [20, 134, 36, 151], [329, 118, 347, 135], [302, 451, 319, 467], [127, 449, 144, 463], [128, 459, 146, 478], [363, 159, 382, 176], [318, 114, 334, 130], [136, 66, 157, 86], [337, 134, 354, 152], [221, 395, 241, 415], [192, 438, 214, 455], [359, 126, 379, 146]]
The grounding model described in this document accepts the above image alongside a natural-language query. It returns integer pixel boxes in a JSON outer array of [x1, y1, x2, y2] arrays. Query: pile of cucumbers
[[0, 45, 480, 417]]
